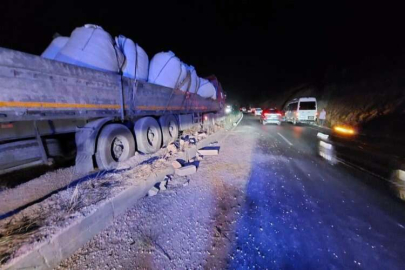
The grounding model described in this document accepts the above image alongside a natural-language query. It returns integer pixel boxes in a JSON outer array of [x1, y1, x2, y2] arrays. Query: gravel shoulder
[[1, 124, 223, 268], [57, 121, 257, 269]]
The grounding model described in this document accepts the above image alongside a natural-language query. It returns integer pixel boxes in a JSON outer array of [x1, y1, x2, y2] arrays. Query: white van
[[284, 97, 317, 125]]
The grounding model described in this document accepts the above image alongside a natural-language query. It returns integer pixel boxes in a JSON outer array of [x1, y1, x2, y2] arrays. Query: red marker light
[[0, 123, 13, 129]]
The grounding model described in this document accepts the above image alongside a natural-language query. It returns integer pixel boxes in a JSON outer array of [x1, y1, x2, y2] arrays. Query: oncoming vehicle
[[285, 97, 317, 125], [318, 117, 405, 200], [254, 108, 262, 116], [260, 108, 283, 125]]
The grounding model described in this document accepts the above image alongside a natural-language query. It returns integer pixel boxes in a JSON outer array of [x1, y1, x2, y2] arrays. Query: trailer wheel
[[134, 117, 162, 154], [95, 124, 135, 170], [159, 115, 179, 147]]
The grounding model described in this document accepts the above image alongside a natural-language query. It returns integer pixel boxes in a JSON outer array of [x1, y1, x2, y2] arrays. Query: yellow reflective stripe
[[136, 106, 182, 110], [136, 105, 208, 110], [0, 101, 210, 111], [0, 101, 120, 109]]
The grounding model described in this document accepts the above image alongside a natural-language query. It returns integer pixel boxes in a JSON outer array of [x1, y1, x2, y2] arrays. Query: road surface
[[59, 113, 405, 269], [229, 114, 405, 269]]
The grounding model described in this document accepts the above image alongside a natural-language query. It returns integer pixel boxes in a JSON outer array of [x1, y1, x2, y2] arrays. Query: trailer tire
[[134, 117, 162, 154], [95, 124, 135, 170], [159, 115, 179, 147]]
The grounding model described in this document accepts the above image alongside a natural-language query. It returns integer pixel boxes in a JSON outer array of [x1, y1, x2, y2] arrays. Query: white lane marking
[[235, 112, 244, 127], [277, 132, 293, 146]]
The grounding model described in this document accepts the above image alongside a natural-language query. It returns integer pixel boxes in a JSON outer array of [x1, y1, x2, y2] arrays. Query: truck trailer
[[0, 48, 225, 175]]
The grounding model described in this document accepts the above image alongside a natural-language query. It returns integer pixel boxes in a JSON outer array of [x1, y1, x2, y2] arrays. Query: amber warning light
[[334, 125, 355, 135]]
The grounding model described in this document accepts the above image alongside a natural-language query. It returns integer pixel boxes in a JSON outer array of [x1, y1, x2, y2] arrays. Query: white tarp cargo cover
[[115, 35, 149, 80], [188, 66, 199, 94], [178, 63, 190, 92], [41, 36, 69, 60], [55, 24, 124, 73], [148, 51, 187, 89], [198, 78, 217, 99]]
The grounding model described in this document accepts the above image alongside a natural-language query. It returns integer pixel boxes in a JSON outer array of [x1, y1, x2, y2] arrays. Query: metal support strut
[[33, 121, 48, 164]]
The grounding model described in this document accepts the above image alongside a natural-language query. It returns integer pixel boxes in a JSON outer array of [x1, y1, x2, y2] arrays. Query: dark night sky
[[1, 0, 404, 104]]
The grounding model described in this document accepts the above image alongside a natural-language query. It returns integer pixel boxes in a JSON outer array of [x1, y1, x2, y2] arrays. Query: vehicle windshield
[[299, 101, 316, 110], [288, 103, 298, 111]]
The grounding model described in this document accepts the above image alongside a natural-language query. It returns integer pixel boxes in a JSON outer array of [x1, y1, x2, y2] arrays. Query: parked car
[[254, 108, 262, 116], [318, 115, 405, 200], [285, 97, 317, 125], [260, 108, 283, 125]]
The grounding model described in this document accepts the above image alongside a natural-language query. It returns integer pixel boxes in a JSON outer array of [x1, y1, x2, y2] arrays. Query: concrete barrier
[[3, 167, 174, 270]]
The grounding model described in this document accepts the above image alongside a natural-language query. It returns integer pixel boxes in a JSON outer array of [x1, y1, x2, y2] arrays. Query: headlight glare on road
[[319, 141, 336, 163], [392, 170, 405, 200], [397, 170, 405, 181], [320, 141, 332, 150], [317, 132, 329, 140]]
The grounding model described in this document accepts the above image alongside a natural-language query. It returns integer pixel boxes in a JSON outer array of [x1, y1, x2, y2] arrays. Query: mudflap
[[74, 118, 113, 174]]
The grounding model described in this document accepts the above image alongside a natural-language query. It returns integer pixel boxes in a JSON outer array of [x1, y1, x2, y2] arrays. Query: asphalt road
[[229, 114, 405, 269]]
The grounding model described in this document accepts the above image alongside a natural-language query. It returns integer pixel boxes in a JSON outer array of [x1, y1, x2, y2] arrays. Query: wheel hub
[[168, 121, 175, 137], [147, 127, 156, 145], [112, 137, 124, 160]]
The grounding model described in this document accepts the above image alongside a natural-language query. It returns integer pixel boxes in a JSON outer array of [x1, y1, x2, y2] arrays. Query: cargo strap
[[114, 39, 126, 121], [134, 43, 139, 79], [177, 70, 191, 90], [187, 75, 201, 112], [164, 70, 191, 114]]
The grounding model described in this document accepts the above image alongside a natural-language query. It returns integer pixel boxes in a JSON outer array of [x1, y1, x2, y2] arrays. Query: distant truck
[[284, 97, 317, 125], [0, 48, 225, 175]]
